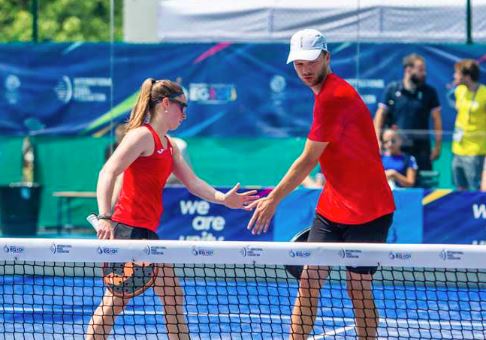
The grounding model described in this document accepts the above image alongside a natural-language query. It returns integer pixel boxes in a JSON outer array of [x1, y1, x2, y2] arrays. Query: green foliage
[[0, 0, 123, 42]]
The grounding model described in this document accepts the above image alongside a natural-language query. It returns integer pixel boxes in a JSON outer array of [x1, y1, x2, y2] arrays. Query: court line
[[313, 317, 486, 339], [1, 306, 484, 329], [313, 324, 355, 339]]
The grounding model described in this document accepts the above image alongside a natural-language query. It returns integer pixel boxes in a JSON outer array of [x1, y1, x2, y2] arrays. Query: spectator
[[381, 129, 418, 188], [301, 168, 325, 188], [452, 59, 486, 191], [374, 53, 442, 171]]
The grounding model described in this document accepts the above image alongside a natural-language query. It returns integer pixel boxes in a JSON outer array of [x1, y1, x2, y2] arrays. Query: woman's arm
[[389, 167, 417, 187], [96, 129, 151, 239]]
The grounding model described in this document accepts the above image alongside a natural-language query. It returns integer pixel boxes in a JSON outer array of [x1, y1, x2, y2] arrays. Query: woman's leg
[[86, 289, 130, 340], [153, 263, 190, 339]]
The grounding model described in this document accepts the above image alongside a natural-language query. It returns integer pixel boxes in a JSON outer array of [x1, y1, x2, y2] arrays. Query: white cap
[[286, 29, 328, 64]]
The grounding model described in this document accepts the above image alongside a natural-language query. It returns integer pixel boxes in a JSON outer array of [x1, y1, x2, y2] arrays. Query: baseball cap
[[286, 29, 328, 64]]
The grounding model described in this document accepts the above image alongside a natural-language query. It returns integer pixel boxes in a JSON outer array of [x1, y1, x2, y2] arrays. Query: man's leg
[[346, 271, 379, 340], [462, 155, 485, 191], [341, 213, 393, 339], [452, 155, 468, 190], [290, 265, 329, 340]]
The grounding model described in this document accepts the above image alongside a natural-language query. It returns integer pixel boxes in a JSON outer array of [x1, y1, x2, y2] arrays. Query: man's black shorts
[[307, 213, 393, 275], [113, 222, 159, 240]]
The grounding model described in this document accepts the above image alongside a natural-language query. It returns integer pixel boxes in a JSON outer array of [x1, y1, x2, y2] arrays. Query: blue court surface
[[0, 275, 484, 339]]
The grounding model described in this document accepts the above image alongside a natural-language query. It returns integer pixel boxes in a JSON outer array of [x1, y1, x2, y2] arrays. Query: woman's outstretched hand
[[222, 183, 259, 209]]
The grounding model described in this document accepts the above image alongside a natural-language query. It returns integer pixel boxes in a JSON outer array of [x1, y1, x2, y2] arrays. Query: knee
[[300, 267, 327, 290]]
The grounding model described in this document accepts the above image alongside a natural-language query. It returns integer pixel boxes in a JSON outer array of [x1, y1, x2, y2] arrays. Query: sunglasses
[[166, 92, 187, 113], [169, 98, 188, 113]]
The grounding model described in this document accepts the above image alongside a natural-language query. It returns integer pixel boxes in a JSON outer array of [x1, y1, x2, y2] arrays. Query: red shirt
[[308, 74, 395, 224], [111, 124, 173, 232]]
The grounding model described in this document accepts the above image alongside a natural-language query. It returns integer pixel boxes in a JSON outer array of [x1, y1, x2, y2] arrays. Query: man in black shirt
[[374, 53, 442, 171]]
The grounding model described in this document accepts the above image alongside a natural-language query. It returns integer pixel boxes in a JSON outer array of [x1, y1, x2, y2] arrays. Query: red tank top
[[111, 124, 173, 232]]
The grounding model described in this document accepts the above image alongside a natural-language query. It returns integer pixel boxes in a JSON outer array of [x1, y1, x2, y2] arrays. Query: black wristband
[[97, 214, 112, 220]]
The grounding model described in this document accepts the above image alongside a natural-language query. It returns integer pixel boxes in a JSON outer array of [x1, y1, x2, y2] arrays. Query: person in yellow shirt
[[452, 59, 486, 191]]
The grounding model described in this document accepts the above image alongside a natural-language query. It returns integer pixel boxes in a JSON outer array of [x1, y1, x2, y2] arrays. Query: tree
[[0, 0, 123, 42]]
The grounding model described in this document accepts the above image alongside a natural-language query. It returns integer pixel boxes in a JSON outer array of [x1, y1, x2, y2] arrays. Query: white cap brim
[[286, 49, 322, 64]]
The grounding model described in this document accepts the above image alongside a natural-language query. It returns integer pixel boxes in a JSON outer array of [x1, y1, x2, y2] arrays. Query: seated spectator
[[381, 129, 418, 188], [301, 170, 325, 189]]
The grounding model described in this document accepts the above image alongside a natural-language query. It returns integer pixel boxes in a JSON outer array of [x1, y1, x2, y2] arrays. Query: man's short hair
[[402, 53, 425, 69], [455, 59, 480, 82]]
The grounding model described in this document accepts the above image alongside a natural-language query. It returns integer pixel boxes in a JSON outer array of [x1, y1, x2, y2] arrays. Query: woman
[[86, 78, 258, 339], [381, 128, 418, 188]]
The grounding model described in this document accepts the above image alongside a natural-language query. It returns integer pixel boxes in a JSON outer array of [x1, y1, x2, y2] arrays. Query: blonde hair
[[126, 78, 183, 131]]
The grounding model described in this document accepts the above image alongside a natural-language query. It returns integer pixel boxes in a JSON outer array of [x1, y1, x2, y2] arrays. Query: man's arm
[[430, 107, 442, 160], [247, 139, 328, 234]]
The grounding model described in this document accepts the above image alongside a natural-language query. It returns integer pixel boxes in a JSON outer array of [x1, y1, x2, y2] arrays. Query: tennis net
[[0, 238, 484, 339]]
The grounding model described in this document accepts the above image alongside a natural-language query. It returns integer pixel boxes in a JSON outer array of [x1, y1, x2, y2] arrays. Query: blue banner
[[1, 42, 485, 137], [423, 191, 486, 244], [159, 187, 272, 241], [273, 188, 424, 244], [150, 187, 485, 244]]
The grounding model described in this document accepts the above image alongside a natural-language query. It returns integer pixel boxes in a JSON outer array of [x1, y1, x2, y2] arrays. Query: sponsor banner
[[159, 187, 273, 241], [0, 238, 483, 268], [423, 191, 486, 245], [0, 42, 484, 136], [274, 188, 424, 244]]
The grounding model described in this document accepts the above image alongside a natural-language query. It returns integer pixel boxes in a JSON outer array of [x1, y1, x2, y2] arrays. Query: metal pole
[[109, 0, 115, 153], [32, 0, 39, 42], [466, 0, 472, 44]]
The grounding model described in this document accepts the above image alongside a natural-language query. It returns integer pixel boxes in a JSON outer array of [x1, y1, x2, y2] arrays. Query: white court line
[[313, 324, 355, 339], [312, 317, 486, 339], [1, 306, 484, 329]]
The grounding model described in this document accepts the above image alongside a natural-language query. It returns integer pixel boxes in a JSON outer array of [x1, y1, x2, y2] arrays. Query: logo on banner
[[54, 75, 73, 103], [54, 76, 111, 103], [472, 204, 486, 219], [3, 244, 25, 254], [289, 249, 311, 258], [50, 243, 72, 254], [97, 247, 119, 255], [178, 200, 225, 241], [338, 249, 362, 259], [189, 83, 237, 104], [240, 247, 263, 258], [388, 252, 412, 260], [192, 247, 214, 257], [439, 249, 463, 261], [270, 75, 286, 93], [144, 245, 166, 256], [4, 74, 21, 105]]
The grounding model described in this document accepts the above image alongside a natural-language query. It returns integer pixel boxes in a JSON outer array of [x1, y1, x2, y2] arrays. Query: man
[[374, 54, 442, 171], [451, 59, 486, 191], [247, 29, 395, 339]]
